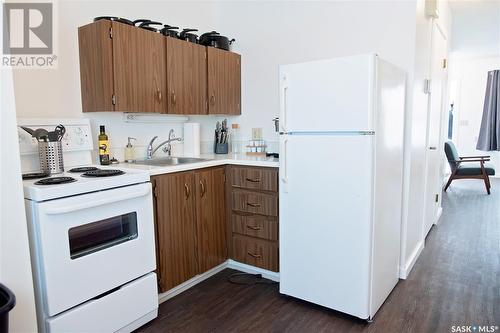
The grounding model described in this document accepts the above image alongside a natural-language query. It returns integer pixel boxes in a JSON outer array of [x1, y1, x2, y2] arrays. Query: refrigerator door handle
[[280, 76, 288, 133]]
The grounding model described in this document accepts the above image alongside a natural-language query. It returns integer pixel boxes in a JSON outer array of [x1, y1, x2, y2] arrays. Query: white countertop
[[121, 153, 279, 176]]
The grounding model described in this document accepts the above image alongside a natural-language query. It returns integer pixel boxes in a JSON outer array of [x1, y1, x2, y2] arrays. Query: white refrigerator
[[278, 54, 406, 321]]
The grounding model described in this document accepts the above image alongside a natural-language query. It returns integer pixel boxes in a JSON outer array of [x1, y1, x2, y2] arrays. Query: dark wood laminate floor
[[138, 179, 500, 333]]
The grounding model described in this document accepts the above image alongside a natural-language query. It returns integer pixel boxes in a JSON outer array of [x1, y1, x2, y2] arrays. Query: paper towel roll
[[183, 123, 200, 157]]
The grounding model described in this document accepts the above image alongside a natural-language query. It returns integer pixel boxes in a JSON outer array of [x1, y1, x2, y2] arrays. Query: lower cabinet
[[227, 166, 279, 272], [194, 167, 228, 272], [152, 167, 227, 293], [152, 165, 278, 293]]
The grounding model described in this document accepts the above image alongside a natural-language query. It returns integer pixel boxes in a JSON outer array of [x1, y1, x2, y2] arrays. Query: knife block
[[214, 143, 228, 154]]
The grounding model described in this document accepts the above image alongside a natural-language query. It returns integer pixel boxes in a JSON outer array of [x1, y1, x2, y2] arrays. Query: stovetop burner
[[69, 167, 100, 173], [22, 172, 51, 180], [35, 177, 77, 185], [82, 169, 125, 177]]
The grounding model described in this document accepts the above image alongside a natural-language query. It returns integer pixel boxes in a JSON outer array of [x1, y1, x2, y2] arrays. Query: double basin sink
[[133, 157, 211, 167]]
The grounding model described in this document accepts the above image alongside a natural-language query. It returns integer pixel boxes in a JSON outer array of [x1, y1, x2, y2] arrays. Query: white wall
[[450, 0, 500, 59], [449, 56, 500, 171], [1, 69, 38, 332]]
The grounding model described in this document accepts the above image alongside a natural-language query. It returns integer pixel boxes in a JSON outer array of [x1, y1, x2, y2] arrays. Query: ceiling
[[449, 0, 500, 57]]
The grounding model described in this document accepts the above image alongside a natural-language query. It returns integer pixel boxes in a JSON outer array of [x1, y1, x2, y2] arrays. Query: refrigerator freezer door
[[279, 134, 374, 319], [279, 54, 376, 133]]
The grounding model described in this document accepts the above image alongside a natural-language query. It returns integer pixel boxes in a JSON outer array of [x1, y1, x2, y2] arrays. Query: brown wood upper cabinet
[[78, 21, 166, 112], [166, 37, 207, 115], [153, 167, 227, 292], [78, 21, 241, 114], [207, 47, 241, 115]]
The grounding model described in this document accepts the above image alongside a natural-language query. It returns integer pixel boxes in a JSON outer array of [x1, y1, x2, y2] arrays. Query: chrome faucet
[[146, 129, 182, 159]]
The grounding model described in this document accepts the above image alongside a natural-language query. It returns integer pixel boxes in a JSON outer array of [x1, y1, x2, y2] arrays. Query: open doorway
[[445, 0, 500, 194]]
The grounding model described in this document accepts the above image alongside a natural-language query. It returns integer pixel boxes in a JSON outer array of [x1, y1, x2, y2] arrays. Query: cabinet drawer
[[231, 191, 278, 216], [232, 213, 278, 241], [232, 235, 278, 272], [231, 167, 278, 192]]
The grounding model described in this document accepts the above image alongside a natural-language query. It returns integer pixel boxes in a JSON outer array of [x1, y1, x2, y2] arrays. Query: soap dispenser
[[124, 137, 137, 162]]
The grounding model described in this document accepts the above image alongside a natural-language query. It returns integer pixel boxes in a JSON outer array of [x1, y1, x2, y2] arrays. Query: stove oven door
[[31, 182, 156, 317]]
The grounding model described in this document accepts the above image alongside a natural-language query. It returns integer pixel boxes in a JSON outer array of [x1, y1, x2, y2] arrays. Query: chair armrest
[[454, 158, 490, 164], [460, 155, 490, 159]]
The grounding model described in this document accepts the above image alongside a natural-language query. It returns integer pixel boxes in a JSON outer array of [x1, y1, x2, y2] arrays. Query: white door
[[279, 54, 375, 133], [279, 133, 374, 319], [31, 183, 156, 316], [423, 22, 448, 237]]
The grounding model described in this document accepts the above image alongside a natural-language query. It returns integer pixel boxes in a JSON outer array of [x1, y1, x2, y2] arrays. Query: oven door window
[[68, 212, 138, 259]]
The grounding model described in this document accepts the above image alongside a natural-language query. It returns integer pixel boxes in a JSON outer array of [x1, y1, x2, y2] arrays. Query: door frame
[[421, 20, 449, 241]]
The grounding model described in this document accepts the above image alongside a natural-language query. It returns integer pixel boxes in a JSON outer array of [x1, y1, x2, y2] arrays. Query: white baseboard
[[226, 259, 280, 282], [398, 241, 424, 279], [158, 261, 227, 304], [435, 207, 443, 225], [157, 260, 280, 304]]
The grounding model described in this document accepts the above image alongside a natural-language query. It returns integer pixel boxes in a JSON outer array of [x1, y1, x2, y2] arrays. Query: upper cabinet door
[[78, 20, 114, 112], [207, 48, 241, 115], [112, 22, 166, 113], [167, 38, 207, 115]]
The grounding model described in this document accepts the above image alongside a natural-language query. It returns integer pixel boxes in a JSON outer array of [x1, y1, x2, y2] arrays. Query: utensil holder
[[38, 141, 64, 174], [214, 143, 228, 154]]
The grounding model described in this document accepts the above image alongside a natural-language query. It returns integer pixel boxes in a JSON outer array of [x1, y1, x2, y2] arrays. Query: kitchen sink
[[133, 157, 211, 166]]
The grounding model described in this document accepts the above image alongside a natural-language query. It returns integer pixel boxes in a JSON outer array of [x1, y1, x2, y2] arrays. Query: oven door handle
[[44, 186, 151, 215]]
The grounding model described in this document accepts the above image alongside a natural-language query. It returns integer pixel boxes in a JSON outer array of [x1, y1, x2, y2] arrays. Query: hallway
[[138, 179, 500, 333]]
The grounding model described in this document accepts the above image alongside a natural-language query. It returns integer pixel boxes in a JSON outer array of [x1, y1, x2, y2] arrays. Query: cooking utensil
[[48, 131, 58, 142], [199, 31, 235, 51], [139, 21, 162, 32], [46, 125, 65, 142], [20, 126, 35, 136], [199, 31, 220, 45], [93, 16, 133, 26], [132, 19, 151, 26], [32, 128, 49, 142], [55, 124, 66, 141], [160, 25, 180, 38], [179, 29, 199, 43]]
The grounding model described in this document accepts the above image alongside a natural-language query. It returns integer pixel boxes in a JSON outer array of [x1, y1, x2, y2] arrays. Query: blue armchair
[[444, 141, 495, 194]]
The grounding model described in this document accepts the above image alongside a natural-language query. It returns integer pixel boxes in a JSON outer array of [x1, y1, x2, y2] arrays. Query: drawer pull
[[246, 225, 261, 231], [247, 251, 262, 259], [245, 177, 261, 183], [247, 202, 261, 208]]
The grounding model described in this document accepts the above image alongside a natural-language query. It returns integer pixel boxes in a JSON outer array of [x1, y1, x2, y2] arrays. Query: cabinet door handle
[[172, 91, 176, 105], [247, 202, 261, 208], [184, 183, 190, 200], [157, 90, 162, 101], [246, 225, 261, 231], [245, 178, 260, 183], [199, 180, 206, 198], [210, 95, 216, 105], [247, 251, 262, 259]]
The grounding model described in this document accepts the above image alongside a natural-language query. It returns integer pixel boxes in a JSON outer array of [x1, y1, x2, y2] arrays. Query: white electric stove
[[18, 118, 158, 333]]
